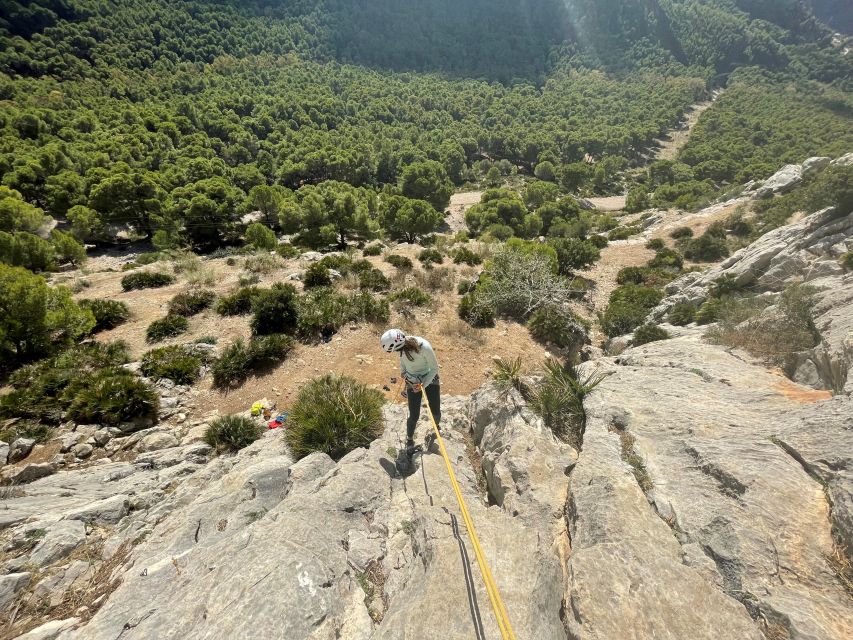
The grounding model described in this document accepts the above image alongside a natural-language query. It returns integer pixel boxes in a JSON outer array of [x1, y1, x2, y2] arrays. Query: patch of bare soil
[[772, 376, 833, 404], [68, 244, 549, 418], [586, 195, 626, 211], [444, 191, 482, 233]]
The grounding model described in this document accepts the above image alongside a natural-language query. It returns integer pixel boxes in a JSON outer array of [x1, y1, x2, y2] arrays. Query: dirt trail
[[585, 92, 721, 212], [653, 94, 718, 162], [444, 191, 482, 233]]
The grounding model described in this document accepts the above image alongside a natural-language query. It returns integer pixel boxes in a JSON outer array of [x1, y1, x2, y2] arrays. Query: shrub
[[317, 254, 354, 274], [216, 286, 263, 316], [458, 293, 495, 327], [389, 287, 431, 307], [842, 252, 853, 272], [418, 248, 444, 265], [527, 305, 588, 353], [362, 244, 383, 256], [645, 238, 665, 251], [204, 415, 262, 452], [609, 285, 664, 309], [350, 258, 375, 274], [140, 346, 202, 385], [709, 274, 740, 298], [588, 234, 609, 249], [668, 303, 696, 326], [616, 267, 646, 285], [695, 298, 728, 325], [251, 283, 299, 335], [685, 233, 730, 262], [238, 273, 260, 287], [600, 301, 649, 338], [79, 299, 130, 332], [65, 368, 159, 426], [608, 226, 641, 241], [347, 291, 390, 324], [385, 254, 413, 270], [244, 253, 283, 274], [296, 287, 349, 338], [358, 268, 391, 292], [670, 226, 693, 240], [146, 315, 189, 343], [168, 289, 216, 317], [303, 262, 332, 288], [457, 279, 475, 295], [285, 375, 385, 461], [632, 324, 671, 346], [648, 248, 684, 270], [212, 335, 294, 388], [195, 336, 217, 345], [452, 246, 482, 266], [547, 238, 600, 275], [121, 271, 175, 291], [245, 223, 277, 251], [276, 243, 301, 259]]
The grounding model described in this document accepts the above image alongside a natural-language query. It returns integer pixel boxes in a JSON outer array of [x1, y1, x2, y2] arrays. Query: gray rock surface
[[754, 163, 802, 198], [0, 440, 8, 465], [3, 462, 56, 484], [0, 572, 31, 609], [576, 335, 852, 640], [8, 437, 36, 463], [29, 520, 87, 567], [18, 618, 81, 640], [802, 156, 831, 175]]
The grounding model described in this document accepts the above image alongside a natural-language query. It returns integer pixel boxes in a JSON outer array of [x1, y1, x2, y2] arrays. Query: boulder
[[0, 440, 8, 465], [138, 432, 179, 452], [72, 443, 94, 459], [8, 437, 35, 463], [64, 494, 129, 525], [754, 164, 802, 198], [93, 429, 112, 447], [801, 156, 830, 175], [831, 152, 853, 167], [0, 572, 31, 609], [3, 462, 56, 484], [29, 520, 87, 567]]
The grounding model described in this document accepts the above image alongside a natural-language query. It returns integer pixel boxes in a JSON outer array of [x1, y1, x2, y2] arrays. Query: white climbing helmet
[[380, 328, 406, 353]]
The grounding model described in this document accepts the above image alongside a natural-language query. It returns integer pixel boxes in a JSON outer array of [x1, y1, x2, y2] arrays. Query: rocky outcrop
[[651, 206, 853, 391], [754, 164, 802, 198], [574, 334, 852, 640]]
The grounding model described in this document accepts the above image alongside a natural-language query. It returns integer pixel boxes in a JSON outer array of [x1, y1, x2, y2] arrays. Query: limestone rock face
[[575, 336, 853, 640], [651, 206, 853, 391], [754, 163, 802, 198]]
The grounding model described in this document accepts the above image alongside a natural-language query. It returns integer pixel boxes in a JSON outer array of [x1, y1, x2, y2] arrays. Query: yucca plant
[[285, 375, 385, 461], [204, 415, 263, 452], [528, 360, 609, 450], [140, 346, 203, 385], [492, 357, 525, 394]]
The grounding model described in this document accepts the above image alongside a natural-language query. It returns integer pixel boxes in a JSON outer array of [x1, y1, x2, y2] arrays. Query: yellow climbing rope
[[421, 394, 517, 640]]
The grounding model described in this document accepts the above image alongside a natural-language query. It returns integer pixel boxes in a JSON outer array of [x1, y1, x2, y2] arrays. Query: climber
[[380, 328, 441, 455]]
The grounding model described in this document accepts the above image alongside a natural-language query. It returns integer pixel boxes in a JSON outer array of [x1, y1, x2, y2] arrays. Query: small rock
[[8, 437, 35, 463], [0, 441, 8, 465], [15, 617, 80, 639], [0, 572, 31, 609], [93, 429, 112, 447], [2, 462, 56, 484], [64, 494, 129, 525], [73, 443, 94, 459], [138, 432, 179, 452]]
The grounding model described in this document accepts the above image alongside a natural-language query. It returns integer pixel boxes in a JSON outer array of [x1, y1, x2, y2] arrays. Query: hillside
[[0, 1, 852, 639]]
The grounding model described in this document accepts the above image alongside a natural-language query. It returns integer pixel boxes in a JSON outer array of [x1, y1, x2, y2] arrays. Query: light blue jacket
[[399, 337, 439, 387]]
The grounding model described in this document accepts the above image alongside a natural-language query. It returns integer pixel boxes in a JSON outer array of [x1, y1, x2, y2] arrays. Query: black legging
[[406, 375, 441, 440]]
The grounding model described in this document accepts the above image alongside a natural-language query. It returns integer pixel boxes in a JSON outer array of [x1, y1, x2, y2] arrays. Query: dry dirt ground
[[65, 243, 548, 418], [444, 191, 483, 233]]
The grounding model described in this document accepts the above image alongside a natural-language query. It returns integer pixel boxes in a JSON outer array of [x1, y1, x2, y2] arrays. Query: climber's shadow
[[378, 454, 420, 479]]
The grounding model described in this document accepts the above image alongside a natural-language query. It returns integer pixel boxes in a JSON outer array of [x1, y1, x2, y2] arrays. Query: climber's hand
[[412, 383, 423, 393]]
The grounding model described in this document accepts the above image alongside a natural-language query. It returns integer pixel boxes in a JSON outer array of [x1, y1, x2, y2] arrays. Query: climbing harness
[[421, 395, 517, 640]]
